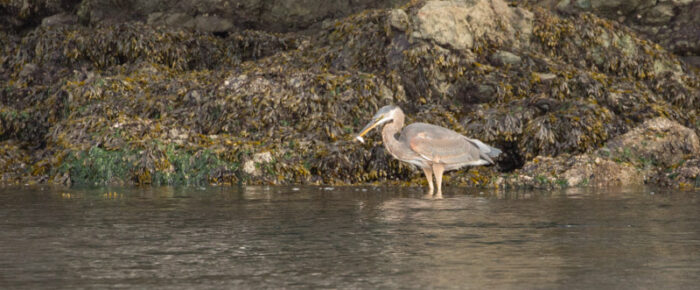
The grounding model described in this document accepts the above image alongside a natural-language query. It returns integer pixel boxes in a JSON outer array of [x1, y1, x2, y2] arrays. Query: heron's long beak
[[355, 116, 384, 143]]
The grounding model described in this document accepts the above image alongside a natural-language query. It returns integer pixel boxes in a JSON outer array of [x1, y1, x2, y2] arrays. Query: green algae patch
[[57, 147, 137, 186], [55, 145, 239, 186]]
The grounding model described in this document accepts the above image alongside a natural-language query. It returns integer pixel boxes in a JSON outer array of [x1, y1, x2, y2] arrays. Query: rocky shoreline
[[0, 0, 697, 189]]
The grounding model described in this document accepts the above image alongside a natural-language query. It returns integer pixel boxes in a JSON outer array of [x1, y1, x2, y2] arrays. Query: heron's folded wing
[[403, 123, 480, 164]]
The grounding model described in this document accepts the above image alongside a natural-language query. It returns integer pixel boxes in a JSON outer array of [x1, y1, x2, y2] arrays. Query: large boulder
[[512, 154, 644, 188], [510, 118, 699, 189], [604, 117, 700, 168], [409, 0, 533, 50]]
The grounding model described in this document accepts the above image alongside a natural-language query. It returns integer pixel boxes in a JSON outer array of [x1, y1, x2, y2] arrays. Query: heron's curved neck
[[381, 115, 408, 159]]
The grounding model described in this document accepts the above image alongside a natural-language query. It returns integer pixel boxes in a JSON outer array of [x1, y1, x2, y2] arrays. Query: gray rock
[[41, 13, 78, 27], [556, 0, 571, 10], [574, 0, 591, 9], [513, 117, 698, 188], [411, 1, 475, 50], [516, 154, 644, 187], [243, 152, 274, 177], [533, 72, 557, 81], [491, 50, 522, 66], [411, 0, 532, 50], [589, 0, 656, 13], [670, 0, 693, 5], [19, 63, 38, 78], [605, 117, 699, 168], [453, 82, 496, 104], [188, 15, 234, 33], [388, 9, 409, 31], [147, 12, 193, 28], [562, 155, 644, 187], [641, 3, 675, 25]]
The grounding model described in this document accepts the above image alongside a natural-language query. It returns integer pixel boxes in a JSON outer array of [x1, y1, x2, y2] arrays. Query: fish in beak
[[355, 114, 390, 143]]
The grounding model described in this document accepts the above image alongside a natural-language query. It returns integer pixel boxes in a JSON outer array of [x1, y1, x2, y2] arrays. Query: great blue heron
[[355, 105, 501, 198]]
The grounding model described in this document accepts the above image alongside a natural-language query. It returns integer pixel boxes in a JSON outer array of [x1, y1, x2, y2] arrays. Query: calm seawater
[[1, 186, 698, 289]]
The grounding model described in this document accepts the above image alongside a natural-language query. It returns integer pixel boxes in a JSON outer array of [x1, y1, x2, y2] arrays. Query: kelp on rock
[[0, 1, 697, 187]]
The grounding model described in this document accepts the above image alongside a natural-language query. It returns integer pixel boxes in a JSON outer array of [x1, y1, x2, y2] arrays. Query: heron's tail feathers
[[486, 146, 502, 158], [467, 138, 502, 158]]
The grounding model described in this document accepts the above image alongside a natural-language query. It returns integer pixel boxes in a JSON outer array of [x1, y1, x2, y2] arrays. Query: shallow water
[[1, 186, 698, 289]]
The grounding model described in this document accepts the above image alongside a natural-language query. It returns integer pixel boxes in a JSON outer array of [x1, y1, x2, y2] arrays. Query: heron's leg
[[422, 167, 434, 196], [433, 163, 445, 199]]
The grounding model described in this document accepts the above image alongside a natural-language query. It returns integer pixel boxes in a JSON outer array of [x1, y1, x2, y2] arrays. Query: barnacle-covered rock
[[243, 152, 274, 177], [511, 154, 643, 188], [604, 117, 700, 168], [512, 117, 699, 189]]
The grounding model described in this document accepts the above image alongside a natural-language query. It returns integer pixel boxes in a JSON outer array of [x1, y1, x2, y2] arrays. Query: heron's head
[[355, 105, 402, 143]]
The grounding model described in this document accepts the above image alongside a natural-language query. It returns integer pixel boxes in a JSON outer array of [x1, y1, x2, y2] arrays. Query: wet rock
[[388, 9, 410, 31], [18, 63, 38, 78], [512, 118, 698, 189], [604, 117, 699, 168], [514, 154, 643, 188], [187, 15, 234, 33], [147, 12, 193, 28], [41, 13, 78, 27], [650, 158, 700, 189], [490, 51, 522, 66], [640, 3, 675, 25], [454, 82, 496, 104], [563, 156, 643, 186], [243, 152, 274, 177], [532, 72, 557, 82]]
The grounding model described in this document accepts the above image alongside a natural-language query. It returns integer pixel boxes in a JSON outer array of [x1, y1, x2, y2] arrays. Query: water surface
[[1, 186, 699, 289]]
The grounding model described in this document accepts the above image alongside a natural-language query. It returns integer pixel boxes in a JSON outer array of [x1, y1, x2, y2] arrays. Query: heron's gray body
[[356, 105, 501, 198], [399, 123, 500, 170]]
